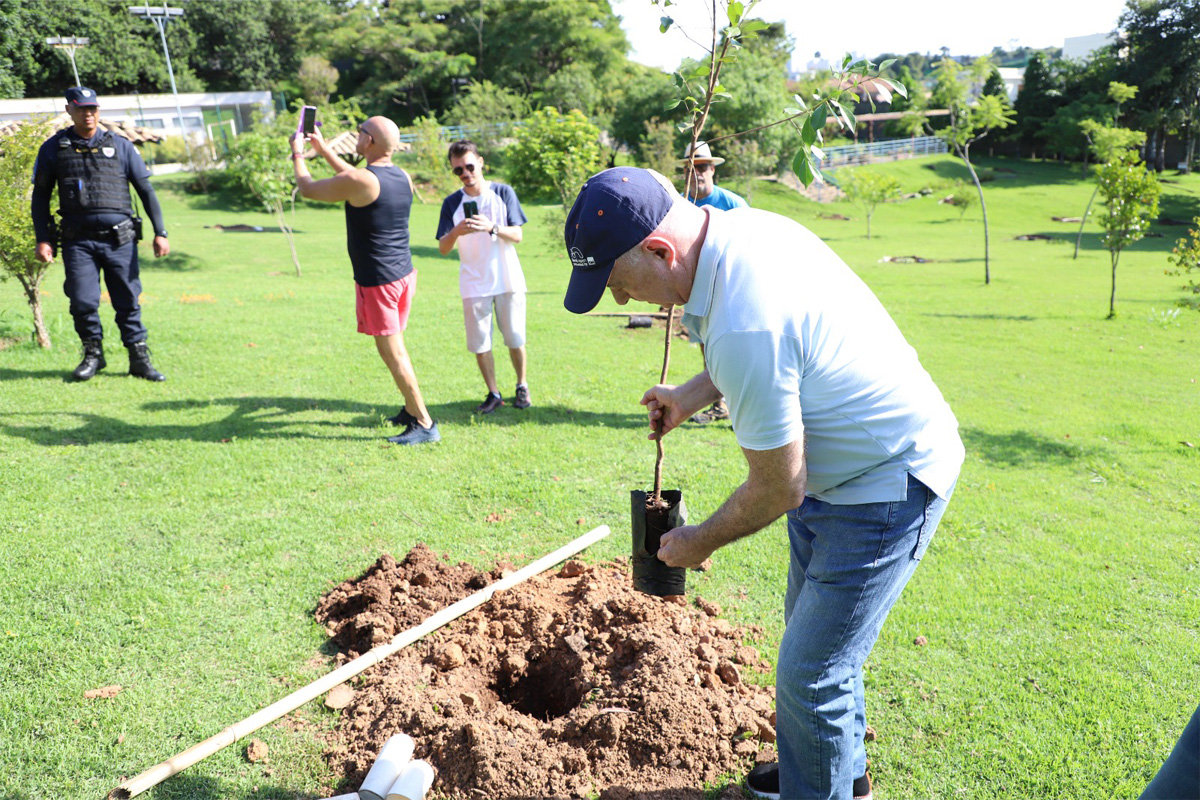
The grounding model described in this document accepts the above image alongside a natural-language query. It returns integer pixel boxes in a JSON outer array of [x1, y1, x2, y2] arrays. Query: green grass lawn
[[1, 155, 1197, 799]]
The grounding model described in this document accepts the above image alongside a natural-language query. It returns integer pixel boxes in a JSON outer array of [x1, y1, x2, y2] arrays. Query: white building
[[996, 67, 1024, 102], [1064, 32, 1116, 62], [0, 90, 273, 141]]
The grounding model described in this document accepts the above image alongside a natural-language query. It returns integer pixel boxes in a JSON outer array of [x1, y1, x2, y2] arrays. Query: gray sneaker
[[387, 420, 440, 445], [514, 384, 531, 409]]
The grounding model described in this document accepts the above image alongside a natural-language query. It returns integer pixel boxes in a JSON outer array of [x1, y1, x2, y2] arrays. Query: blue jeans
[[777, 473, 954, 799], [1139, 702, 1200, 800]]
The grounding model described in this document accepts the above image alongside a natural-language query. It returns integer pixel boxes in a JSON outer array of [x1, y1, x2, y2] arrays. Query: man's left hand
[[289, 132, 304, 157], [657, 524, 715, 569], [152, 236, 169, 257]]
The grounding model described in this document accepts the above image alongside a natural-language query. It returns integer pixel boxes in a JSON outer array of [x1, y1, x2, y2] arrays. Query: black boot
[[72, 339, 106, 381], [127, 341, 166, 382]]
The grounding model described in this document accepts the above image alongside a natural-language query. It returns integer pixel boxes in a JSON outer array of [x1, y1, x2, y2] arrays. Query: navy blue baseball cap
[[65, 87, 99, 107], [563, 167, 674, 314]]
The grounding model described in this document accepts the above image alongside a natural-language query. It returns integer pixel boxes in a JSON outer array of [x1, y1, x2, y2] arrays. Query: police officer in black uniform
[[31, 86, 169, 381]]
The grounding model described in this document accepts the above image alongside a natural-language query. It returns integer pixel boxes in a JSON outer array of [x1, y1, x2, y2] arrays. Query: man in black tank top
[[291, 116, 439, 445]]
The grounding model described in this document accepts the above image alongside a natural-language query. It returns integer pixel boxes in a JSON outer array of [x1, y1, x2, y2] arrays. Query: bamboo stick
[[583, 311, 671, 319], [108, 525, 612, 799]]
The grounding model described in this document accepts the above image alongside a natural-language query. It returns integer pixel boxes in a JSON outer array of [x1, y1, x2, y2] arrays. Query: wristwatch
[[489, 223, 498, 238], [157, 230, 168, 238]]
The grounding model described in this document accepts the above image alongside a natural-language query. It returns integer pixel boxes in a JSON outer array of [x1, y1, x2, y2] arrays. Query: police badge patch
[[101, 147, 115, 158]]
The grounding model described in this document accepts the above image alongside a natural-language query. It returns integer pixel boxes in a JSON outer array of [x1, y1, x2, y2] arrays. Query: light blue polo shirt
[[690, 184, 748, 211], [681, 207, 964, 504]]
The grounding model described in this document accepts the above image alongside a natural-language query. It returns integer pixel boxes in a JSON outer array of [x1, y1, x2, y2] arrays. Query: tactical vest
[[55, 131, 133, 217]]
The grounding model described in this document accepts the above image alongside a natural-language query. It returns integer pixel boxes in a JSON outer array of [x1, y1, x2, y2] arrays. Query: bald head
[[361, 115, 401, 155]]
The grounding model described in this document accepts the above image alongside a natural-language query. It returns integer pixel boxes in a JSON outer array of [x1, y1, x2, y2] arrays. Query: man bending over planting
[[561, 167, 964, 800], [291, 116, 438, 445]]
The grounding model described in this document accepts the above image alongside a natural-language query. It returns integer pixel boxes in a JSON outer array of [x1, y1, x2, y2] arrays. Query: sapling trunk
[[1109, 249, 1121, 319], [961, 143, 990, 284], [274, 200, 301, 277], [18, 274, 50, 348], [652, 305, 675, 501], [1075, 185, 1099, 260]]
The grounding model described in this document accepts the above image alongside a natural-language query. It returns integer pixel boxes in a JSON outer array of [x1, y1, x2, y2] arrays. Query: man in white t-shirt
[[562, 168, 965, 800], [436, 139, 531, 414]]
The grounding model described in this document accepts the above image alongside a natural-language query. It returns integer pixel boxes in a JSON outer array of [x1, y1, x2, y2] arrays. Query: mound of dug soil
[[315, 544, 777, 799]]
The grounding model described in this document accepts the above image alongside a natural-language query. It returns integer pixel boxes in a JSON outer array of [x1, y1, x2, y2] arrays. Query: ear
[[641, 234, 676, 265]]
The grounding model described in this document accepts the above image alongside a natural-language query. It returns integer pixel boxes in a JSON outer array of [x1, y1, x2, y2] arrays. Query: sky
[[611, 0, 1129, 72]]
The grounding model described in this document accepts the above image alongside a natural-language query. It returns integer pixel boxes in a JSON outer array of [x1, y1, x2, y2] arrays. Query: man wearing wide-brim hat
[[680, 140, 748, 212], [680, 141, 747, 424]]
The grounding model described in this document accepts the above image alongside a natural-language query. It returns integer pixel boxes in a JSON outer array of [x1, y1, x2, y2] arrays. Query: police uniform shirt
[[31, 128, 167, 244]]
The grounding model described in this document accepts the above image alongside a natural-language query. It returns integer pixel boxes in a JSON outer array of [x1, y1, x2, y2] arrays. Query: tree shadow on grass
[[0, 367, 72, 382], [135, 771, 336, 799], [960, 426, 1095, 468], [0, 395, 643, 447], [143, 250, 205, 272], [923, 312, 1036, 322]]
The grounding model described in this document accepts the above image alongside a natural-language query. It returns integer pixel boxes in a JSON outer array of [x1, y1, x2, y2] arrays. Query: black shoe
[[72, 339, 106, 381], [690, 399, 729, 424], [387, 420, 440, 445], [746, 763, 873, 800], [127, 341, 166, 381], [387, 407, 417, 427], [476, 392, 504, 414], [513, 384, 531, 409], [746, 763, 779, 800]]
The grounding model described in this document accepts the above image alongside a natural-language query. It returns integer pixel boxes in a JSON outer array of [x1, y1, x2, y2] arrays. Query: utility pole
[[128, 3, 188, 141], [45, 36, 90, 86]]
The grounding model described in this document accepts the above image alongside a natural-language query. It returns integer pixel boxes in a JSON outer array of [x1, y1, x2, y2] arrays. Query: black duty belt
[[62, 218, 137, 245]]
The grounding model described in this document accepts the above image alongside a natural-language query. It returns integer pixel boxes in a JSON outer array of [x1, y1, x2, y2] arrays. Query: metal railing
[[396, 120, 518, 144], [821, 136, 947, 167]]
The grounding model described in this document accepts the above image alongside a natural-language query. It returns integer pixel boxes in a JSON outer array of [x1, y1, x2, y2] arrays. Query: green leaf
[[725, 25, 741, 38], [660, 15, 674, 34], [792, 93, 808, 110], [712, 92, 733, 100], [664, 98, 682, 111], [810, 104, 827, 131], [801, 116, 818, 146], [677, 122, 693, 133], [811, 145, 826, 162], [742, 19, 770, 34], [727, 1, 744, 26], [879, 58, 897, 72], [793, 149, 816, 187]]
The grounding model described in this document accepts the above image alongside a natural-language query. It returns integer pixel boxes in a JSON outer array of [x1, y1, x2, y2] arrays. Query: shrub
[[507, 107, 602, 206]]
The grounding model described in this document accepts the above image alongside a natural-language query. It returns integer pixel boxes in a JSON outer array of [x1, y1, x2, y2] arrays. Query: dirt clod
[[315, 544, 775, 799], [246, 739, 268, 763], [325, 685, 355, 711], [914, 635, 928, 646], [83, 685, 122, 699]]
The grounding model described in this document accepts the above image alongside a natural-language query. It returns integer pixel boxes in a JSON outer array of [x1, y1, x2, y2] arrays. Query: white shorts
[[462, 292, 526, 354]]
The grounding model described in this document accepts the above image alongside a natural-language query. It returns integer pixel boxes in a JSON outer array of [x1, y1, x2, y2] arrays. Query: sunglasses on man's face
[[452, 163, 478, 176], [358, 126, 373, 141]]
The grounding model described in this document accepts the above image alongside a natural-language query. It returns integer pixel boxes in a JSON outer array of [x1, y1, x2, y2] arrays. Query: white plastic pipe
[[107, 525, 611, 799], [318, 794, 360, 800], [358, 734, 414, 800], [386, 759, 435, 800]]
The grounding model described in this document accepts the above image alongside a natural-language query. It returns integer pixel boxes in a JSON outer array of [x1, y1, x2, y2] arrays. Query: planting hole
[[492, 653, 585, 721]]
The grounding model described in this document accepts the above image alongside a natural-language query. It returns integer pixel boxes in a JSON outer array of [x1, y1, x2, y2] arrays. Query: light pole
[[45, 36, 90, 87], [128, 3, 188, 141]]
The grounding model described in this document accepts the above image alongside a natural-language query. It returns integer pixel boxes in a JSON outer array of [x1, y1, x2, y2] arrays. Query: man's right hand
[[35, 242, 54, 263], [641, 384, 695, 441]]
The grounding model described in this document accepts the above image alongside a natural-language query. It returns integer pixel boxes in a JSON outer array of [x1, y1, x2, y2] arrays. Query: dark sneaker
[[387, 407, 417, 427], [746, 763, 779, 800], [387, 420, 440, 445], [476, 392, 504, 414], [853, 770, 873, 800], [747, 763, 872, 800], [689, 399, 729, 424], [513, 384, 531, 409]]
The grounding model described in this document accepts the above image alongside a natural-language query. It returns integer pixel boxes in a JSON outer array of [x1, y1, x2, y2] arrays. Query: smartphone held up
[[298, 105, 317, 140]]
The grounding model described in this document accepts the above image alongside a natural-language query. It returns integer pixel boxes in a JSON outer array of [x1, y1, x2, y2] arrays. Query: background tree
[[1117, 0, 1200, 172], [445, 79, 529, 150], [297, 56, 340, 106], [507, 107, 602, 207], [0, 119, 55, 347], [610, 63, 683, 155], [927, 56, 1016, 284], [538, 62, 602, 119], [1074, 82, 1144, 259], [838, 168, 900, 238], [638, 118, 681, 180], [183, 0, 313, 92], [1096, 151, 1160, 318], [403, 114, 460, 198], [1012, 53, 1057, 158], [223, 113, 311, 277], [1168, 220, 1200, 310]]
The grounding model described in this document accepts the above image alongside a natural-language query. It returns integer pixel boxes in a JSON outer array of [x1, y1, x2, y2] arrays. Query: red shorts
[[356, 271, 417, 336]]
